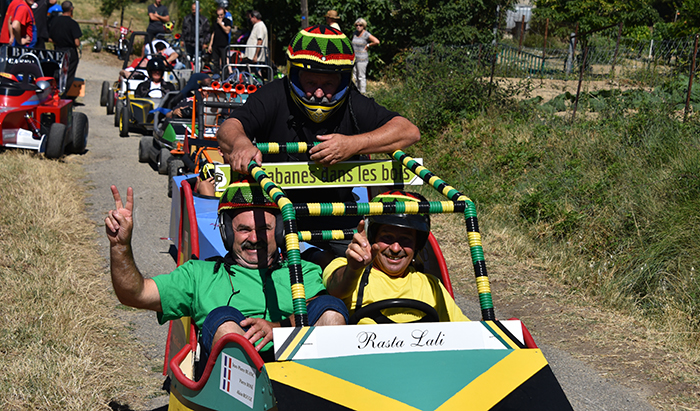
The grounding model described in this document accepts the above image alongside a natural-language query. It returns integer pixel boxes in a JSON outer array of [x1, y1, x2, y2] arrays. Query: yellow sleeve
[[322, 257, 348, 286], [439, 282, 469, 321]]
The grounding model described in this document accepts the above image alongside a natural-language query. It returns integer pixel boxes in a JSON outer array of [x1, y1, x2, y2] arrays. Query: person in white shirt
[[245, 10, 267, 63]]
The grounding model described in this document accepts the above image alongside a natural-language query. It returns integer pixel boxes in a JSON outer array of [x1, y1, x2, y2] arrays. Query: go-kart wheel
[[119, 106, 130, 137], [114, 100, 122, 128], [45, 123, 66, 159], [100, 81, 109, 106], [139, 137, 153, 163], [349, 299, 440, 325], [168, 159, 184, 198], [158, 147, 172, 174], [93, 40, 102, 53], [106, 89, 115, 115], [70, 112, 88, 154]]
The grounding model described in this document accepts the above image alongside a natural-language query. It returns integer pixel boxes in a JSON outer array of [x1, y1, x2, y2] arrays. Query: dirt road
[[74, 52, 663, 411]]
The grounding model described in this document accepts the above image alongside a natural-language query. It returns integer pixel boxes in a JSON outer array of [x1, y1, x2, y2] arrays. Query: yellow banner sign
[[212, 160, 423, 192]]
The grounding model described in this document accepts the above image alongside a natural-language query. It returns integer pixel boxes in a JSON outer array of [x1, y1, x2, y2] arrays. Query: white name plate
[[273, 320, 524, 361]]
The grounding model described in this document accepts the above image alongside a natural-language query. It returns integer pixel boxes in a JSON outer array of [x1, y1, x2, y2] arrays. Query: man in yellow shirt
[[323, 191, 468, 324]]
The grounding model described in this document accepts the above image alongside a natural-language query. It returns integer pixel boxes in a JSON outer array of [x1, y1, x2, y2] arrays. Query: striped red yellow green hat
[[217, 178, 277, 214], [286, 25, 355, 73]]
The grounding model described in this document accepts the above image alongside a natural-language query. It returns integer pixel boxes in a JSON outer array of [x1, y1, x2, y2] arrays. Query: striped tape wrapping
[[249, 162, 308, 327], [392, 150, 495, 321]]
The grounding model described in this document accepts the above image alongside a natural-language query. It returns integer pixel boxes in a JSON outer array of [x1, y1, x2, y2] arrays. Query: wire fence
[[413, 31, 700, 88], [408, 30, 700, 121]]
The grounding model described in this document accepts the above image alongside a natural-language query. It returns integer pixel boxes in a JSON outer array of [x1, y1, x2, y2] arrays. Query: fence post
[[519, 14, 526, 51], [572, 44, 589, 123], [684, 34, 699, 122], [610, 22, 623, 79], [541, 18, 549, 79], [565, 23, 579, 74]]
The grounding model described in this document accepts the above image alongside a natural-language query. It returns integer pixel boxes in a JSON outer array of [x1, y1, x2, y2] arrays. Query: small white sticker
[[220, 353, 256, 408], [17, 128, 33, 139]]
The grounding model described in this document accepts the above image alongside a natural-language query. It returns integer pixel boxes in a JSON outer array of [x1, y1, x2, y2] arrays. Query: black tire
[[168, 159, 185, 198], [100, 81, 109, 106], [93, 40, 102, 53], [114, 100, 122, 128], [119, 106, 130, 137], [158, 147, 172, 174], [106, 89, 115, 115], [139, 137, 153, 163], [45, 123, 66, 159], [70, 112, 88, 154]]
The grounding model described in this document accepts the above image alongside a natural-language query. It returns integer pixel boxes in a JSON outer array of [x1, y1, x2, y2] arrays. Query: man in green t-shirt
[[105, 180, 348, 362]]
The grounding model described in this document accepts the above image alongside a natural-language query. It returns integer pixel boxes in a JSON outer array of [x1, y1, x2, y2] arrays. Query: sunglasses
[[355, 24, 364, 27]]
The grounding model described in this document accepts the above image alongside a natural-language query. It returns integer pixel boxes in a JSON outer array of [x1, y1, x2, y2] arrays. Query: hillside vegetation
[[373, 46, 700, 359]]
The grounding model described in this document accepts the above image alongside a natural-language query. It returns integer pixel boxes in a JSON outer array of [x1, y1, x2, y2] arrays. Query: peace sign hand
[[105, 185, 134, 247]]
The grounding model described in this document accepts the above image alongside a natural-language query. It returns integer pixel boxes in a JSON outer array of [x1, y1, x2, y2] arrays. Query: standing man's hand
[[105, 185, 134, 247], [310, 133, 362, 165], [216, 118, 262, 174]]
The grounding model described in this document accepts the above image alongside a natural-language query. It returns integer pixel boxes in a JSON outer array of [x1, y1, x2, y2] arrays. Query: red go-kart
[[0, 46, 88, 158]]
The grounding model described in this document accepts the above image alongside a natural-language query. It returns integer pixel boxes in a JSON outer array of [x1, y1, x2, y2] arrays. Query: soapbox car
[[0, 46, 88, 158], [99, 31, 186, 130], [161, 147, 573, 410], [139, 80, 257, 196]]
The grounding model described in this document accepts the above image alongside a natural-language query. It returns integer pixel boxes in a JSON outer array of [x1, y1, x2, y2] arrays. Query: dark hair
[[250, 10, 262, 20], [61, 1, 73, 13], [154, 42, 166, 52]]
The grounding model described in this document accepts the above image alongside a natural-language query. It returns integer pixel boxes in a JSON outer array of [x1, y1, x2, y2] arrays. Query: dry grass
[[0, 151, 158, 410]]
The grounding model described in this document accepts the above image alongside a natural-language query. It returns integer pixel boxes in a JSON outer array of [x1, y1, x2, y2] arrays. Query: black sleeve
[[223, 17, 232, 29], [134, 81, 149, 97], [350, 91, 400, 133], [230, 81, 280, 142], [71, 20, 82, 40]]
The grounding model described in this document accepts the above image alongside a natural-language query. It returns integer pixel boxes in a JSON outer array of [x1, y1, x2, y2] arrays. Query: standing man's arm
[[309, 115, 420, 165], [216, 118, 262, 174], [105, 185, 162, 311], [253, 38, 263, 61], [11, 20, 27, 45]]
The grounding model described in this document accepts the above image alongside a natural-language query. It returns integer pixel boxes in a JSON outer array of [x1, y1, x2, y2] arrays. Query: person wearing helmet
[[322, 191, 469, 324], [216, 25, 420, 256], [105, 183, 348, 363], [134, 56, 176, 98]]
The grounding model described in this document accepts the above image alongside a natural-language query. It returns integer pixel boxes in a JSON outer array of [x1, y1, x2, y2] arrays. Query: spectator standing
[[0, 0, 37, 47], [49, 0, 81, 96], [351, 18, 379, 94], [324, 10, 341, 30], [181, 2, 210, 59], [207, 6, 231, 74], [146, 0, 169, 43], [244, 10, 266, 63], [31, 0, 55, 48]]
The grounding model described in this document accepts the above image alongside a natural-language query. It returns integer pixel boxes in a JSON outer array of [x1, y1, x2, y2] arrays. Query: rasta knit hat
[[217, 179, 277, 215], [218, 179, 278, 252], [286, 25, 354, 73], [286, 25, 355, 123]]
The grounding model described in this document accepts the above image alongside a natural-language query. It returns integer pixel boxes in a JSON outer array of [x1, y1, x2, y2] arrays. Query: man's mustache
[[241, 240, 267, 250]]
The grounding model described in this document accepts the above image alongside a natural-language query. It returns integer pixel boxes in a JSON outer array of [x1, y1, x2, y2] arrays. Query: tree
[[533, 0, 660, 40]]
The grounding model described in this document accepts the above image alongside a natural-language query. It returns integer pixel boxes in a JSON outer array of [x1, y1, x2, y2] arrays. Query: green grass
[[373, 47, 700, 355]]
